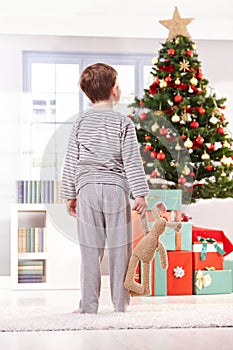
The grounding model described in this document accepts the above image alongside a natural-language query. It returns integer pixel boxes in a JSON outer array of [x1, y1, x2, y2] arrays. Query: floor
[[0, 284, 233, 350]]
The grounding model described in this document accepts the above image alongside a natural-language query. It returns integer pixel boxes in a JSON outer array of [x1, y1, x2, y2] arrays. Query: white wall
[[0, 34, 233, 276]]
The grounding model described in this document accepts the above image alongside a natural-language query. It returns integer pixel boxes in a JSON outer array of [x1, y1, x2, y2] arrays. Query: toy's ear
[[140, 212, 150, 234], [151, 202, 167, 220]]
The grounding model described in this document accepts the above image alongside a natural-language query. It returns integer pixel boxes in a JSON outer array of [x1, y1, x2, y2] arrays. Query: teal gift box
[[148, 221, 192, 251], [146, 189, 182, 211], [140, 251, 167, 296], [194, 270, 232, 295], [223, 260, 233, 292]]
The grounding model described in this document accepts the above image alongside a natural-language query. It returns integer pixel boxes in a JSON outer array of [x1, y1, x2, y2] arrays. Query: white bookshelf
[[11, 203, 81, 290]]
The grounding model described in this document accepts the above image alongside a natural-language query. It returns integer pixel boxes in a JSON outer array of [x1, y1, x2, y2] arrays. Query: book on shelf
[[16, 180, 66, 204], [18, 227, 46, 253], [18, 260, 45, 283]]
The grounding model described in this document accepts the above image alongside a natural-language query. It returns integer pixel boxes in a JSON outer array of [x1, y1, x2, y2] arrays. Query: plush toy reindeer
[[124, 202, 182, 296]]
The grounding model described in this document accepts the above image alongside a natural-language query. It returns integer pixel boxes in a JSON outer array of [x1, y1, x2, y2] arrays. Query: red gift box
[[167, 251, 193, 295], [192, 252, 223, 270], [192, 226, 233, 257]]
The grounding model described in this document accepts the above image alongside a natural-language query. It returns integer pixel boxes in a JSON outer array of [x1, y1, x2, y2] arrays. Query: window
[[22, 52, 152, 180]]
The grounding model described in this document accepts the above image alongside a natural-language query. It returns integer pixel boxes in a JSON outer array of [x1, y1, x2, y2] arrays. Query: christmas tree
[[129, 7, 233, 204]]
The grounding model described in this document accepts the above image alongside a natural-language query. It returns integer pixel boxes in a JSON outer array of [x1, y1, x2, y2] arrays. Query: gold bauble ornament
[[175, 143, 182, 151], [171, 113, 180, 123], [209, 116, 218, 124], [213, 107, 222, 116], [152, 57, 158, 65], [222, 141, 230, 148], [221, 171, 226, 177], [184, 138, 193, 149], [190, 76, 198, 86], [182, 164, 191, 176], [175, 77, 181, 85], [201, 151, 210, 160], [220, 155, 231, 166], [160, 79, 167, 88], [151, 122, 159, 132]]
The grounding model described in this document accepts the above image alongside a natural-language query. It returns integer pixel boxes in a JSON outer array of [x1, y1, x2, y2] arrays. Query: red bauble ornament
[[181, 134, 187, 141], [220, 113, 225, 121], [168, 48, 175, 56], [157, 151, 166, 161], [174, 94, 183, 103], [190, 120, 199, 129], [206, 165, 213, 171], [208, 144, 215, 151], [217, 127, 225, 135], [159, 127, 168, 136], [186, 50, 193, 57], [197, 73, 203, 79], [150, 171, 159, 178], [145, 135, 151, 141], [144, 144, 153, 151], [139, 100, 144, 107], [165, 75, 172, 83], [198, 107, 205, 114], [190, 172, 195, 177], [150, 151, 157, 159], [221, 105, 226, 109], [196, 135, 204, 144], [140, 113, 147, 120], [178, 176, 186, 185]]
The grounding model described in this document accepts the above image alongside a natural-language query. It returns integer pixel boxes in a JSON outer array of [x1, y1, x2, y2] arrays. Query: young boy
[[60, 63, 149, 314]]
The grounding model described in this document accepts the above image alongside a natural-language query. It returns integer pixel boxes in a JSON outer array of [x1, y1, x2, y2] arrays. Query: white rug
[[1, 302, 233, 332]]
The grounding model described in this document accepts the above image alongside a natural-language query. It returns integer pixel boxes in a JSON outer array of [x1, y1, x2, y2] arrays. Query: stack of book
[[18, 260, 45, 283]]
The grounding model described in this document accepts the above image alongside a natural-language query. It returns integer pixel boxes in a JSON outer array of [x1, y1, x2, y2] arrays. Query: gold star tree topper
[[159, 7, 194, 40]]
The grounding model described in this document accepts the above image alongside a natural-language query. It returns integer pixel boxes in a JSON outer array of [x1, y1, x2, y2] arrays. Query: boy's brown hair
[[79, 63, 117, 103]]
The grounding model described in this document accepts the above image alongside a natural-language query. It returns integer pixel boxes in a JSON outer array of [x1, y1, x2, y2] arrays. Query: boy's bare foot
[[72, 309, 81, 314]]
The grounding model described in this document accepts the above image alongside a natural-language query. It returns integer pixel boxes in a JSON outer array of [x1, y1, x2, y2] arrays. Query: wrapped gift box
[[194, 270, 232, 295], [192, 226, 233, 256], [223, 260, 233, 292], [167, 251, 193, 295], [146, 189, 182, 211], [192, 240, 224, 270], [139, 251, 167, 296]]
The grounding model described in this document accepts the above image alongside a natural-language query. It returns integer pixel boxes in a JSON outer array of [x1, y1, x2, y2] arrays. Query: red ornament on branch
[[198, 107, 205, 114], [217, 127, 225, 135], [186, 50, 193, 57], [159, 127, 168, 136], [150, 151, 157, 159], [174, 94, 183, 103], [190, 120, 199, 129], [140, 113, 148, 120], [206, 165, 213, 171], [157, 151, 166, 161], [168, 48, 176, 56], [195, 135, 204, 144], [178, 176, 186, 185]]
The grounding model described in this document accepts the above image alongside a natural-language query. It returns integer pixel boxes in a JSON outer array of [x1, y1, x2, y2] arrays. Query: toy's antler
[[151, 202, 182, 232]]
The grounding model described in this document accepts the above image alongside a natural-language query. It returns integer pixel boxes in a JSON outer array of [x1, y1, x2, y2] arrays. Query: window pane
[[55, 94, 79, 122], [143, 65, 154, 89], [55, 64, 79, 93], [31, 93, 56, 123], [31, 63, 55, 93], [113, 65, 135, 104]]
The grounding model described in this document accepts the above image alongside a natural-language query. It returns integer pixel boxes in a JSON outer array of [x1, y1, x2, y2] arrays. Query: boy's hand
[[132, 196, 147, 215], [66, 199, 77, 217]]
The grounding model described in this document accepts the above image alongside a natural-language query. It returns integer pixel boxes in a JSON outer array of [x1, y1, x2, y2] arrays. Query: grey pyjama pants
[[76, 183, 132, 313]]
